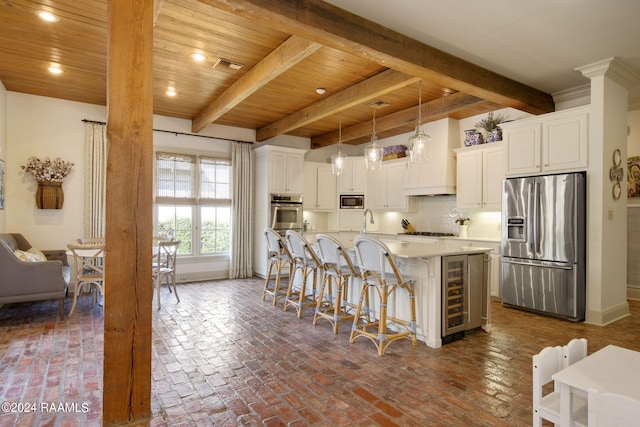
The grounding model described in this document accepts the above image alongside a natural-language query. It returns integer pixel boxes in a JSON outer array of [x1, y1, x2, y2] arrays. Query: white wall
[[6, 93, 105, 249], [628, 109, 640, 157], [0, 81, 6, 232], [4, 92, 255, 280]]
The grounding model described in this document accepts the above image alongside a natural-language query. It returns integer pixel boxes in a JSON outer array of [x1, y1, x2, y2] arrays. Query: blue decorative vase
[[486, 128, 502, 143], [464, 129, 484, 146]]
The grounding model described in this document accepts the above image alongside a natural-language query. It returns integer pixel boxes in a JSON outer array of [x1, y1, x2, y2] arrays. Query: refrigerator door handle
[[533, 181, 541, 256], [527, 183, 535, 255], [502, 258, 573, 270]]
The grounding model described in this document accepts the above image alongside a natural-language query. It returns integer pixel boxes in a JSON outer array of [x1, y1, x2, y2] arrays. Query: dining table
[[552, 344, 640, 426]]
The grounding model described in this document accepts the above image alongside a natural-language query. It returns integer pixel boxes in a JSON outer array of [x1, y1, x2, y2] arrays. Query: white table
[[552, 344, 640, 426]]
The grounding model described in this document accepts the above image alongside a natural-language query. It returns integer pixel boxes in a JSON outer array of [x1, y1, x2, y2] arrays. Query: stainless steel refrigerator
[[500, 172, 586, 321]]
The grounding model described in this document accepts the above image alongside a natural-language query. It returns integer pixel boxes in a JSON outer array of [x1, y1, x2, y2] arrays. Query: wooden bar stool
[[313, 234, 367, 334], [350, 235, 418, 356], [262, 228, 292, 306], [283, 230, 322, 317]]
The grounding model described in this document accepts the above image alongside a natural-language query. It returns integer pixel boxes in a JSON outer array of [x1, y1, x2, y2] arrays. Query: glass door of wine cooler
[[442, 255, 466, 337]]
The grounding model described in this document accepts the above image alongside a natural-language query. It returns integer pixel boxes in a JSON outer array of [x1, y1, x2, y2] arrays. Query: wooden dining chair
[[532, 345, 588, 427], [66, 243, 106, 317], [351, 235, 417, 356], [76, 237, 105, 245], [152, 240, 180, 310]]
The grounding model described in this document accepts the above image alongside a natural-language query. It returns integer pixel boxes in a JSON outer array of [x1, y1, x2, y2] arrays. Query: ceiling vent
[[211, 58, 244, 71], [368, 100, 390, 109]]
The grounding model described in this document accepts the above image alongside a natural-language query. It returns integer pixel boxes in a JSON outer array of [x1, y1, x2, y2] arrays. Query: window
[[155, 152, 231, 256]]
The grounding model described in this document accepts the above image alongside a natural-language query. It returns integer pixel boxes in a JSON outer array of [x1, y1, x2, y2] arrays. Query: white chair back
[[285, 229, 320, 267], [315, 233, 358, 277], [588, 387, 640, 427], [533, 345, 588, 427], [353, 235, 403, 285], [265, 228, 291, 259], [563, 338, 588, 368]]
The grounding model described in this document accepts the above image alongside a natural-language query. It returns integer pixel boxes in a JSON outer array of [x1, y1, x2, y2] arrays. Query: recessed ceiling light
[[190, 52, 207, 62], [166, 86, 177, 97], [316, 88, 327, 95], [48, 65, 63, 75], [35, 10, 60, 22]]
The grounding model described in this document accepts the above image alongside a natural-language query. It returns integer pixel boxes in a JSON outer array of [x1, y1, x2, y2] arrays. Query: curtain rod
[[82, 119, 253, 144]]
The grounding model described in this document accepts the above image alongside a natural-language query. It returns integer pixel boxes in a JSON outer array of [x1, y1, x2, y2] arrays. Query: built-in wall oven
[[270, 194, 303, 235]]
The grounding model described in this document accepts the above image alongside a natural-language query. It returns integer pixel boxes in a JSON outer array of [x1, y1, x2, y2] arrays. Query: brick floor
[[1, 278, 639, 426]]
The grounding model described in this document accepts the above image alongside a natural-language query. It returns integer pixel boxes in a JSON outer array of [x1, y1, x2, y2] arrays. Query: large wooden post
[[104, 1, 154, 425]]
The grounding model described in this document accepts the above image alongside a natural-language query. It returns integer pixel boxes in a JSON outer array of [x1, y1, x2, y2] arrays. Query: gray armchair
[[0, 233, 70, 319]]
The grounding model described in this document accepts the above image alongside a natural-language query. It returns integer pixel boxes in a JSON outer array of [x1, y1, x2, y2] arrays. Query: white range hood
[[403, 117, 458, 195]]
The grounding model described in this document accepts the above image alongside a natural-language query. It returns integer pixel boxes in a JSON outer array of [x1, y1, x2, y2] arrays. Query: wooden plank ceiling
[[0, 0, 554, 148]]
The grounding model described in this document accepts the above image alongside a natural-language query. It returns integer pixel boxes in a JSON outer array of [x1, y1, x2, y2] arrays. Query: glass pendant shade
[[364, 135, 383, 170], [332, 114, 348, 175], [331, 148, 347, 175], [409, 123, 431, 163], [409, 80, 430, 163]]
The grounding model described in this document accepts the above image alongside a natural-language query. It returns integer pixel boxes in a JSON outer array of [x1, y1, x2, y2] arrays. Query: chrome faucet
[[361, 209, 374, 234]]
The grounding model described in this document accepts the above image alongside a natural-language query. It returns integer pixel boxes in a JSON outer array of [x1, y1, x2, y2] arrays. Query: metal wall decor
[[610, 148, 624, 200]]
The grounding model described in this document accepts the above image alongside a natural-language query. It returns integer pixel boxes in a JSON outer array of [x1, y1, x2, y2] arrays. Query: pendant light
[[408, 80, 431, 163], [331, 114, 347, 175], [364, 108, 383, 171]]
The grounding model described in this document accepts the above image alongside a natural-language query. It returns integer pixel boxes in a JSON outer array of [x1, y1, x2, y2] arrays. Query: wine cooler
[[441, 254, 487, 343]]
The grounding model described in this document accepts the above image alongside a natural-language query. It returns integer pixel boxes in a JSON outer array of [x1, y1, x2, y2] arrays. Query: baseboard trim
[[585, 300, 630, 326], [176, 271, 228, 283]]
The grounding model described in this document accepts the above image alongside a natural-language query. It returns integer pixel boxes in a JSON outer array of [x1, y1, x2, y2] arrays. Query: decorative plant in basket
[[21, 156, 74, 209], [476, 111, 508, 143]]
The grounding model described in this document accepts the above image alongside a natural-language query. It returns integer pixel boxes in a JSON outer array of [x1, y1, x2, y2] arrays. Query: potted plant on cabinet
[[476, 111, 508, 143]]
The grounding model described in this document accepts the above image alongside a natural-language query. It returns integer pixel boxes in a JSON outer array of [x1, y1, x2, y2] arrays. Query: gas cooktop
[[400, 231, 456, 237]]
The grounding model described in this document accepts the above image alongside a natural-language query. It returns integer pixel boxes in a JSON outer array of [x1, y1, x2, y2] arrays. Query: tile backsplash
[[305, 195, 502, 239]]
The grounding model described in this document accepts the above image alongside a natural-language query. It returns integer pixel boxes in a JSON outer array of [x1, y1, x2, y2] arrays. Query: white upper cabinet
[[503, 106, 589, 177], [255, 145, 306, 195], [338, 157, 366, 194], [403, 118, 458, 195], [368, 159, 416, 211], [454, 143, 504, 211], [303, 162, 336, 211]]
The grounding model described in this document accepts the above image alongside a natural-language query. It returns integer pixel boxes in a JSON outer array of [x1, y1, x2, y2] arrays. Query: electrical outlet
[[178, 275, 188, 281], [608, 209, 614, 220]]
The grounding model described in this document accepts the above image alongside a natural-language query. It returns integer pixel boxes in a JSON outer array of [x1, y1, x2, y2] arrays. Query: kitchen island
[[313, 236, 493, 349]]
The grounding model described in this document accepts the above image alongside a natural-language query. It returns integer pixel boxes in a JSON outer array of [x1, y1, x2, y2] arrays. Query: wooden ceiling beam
[[311, 92, 486, 148], [199, 0, 554, 115], [256, 69, 419, 142], [191, 35, 321, 133]]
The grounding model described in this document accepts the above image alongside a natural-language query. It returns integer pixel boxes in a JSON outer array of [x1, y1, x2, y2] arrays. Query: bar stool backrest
[[354, 235, 403, 284], [316, 234, 358, 277], [285, 229, 321, 267], [265, 228, 291, 260]]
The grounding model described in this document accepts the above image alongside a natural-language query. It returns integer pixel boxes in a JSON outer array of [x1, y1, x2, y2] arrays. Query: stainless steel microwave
[[340, 194, 364, 209]]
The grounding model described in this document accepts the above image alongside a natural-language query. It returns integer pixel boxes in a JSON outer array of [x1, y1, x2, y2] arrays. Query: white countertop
[[383, 241, 493, 259]]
